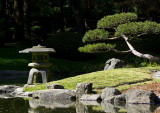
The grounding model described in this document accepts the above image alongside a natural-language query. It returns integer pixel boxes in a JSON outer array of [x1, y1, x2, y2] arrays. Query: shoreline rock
[[0, 85, 20, 93], [101, 87, 122, 101], [79, 94, 101, 102], [32, 89, 76, 101], [76, 83, 93, 98], [125, 89, 157, 104], [0, 83, 160, 106]]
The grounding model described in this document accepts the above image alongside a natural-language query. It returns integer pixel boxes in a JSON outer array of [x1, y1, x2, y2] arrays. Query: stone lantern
[[19, 45, 55, 85]]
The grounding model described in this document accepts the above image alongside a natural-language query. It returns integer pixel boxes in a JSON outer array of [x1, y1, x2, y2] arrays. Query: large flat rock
[[79, 94, 101, 101], [125, 89, 157, 104], [33, 89, 76, 101]]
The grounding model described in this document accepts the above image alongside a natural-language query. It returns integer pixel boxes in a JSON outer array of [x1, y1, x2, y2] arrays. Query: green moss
[[23, 97, 32, 100], [92, 106, 103, 111], [118, 108, 127, 113], [24, 66, 160, 92]]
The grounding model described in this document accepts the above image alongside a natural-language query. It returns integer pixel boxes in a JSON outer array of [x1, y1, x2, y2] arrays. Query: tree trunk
[[121, 34, 160, 64], [70, 0, 85, 33], [24, 0, 31, 39], [13, 0, 24, 41], [84, 0, 89, 28], [0, 0, 13, 44], [0, 0, 6, 46], [1, 0, 6, 17]]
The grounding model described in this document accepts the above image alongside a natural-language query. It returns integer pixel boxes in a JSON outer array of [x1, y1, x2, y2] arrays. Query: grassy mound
[[24, 66, 160, 93]]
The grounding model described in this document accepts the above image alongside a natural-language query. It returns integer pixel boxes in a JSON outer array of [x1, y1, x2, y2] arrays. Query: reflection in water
[[0, 97, 29, 113], [29, 99, 76, 113], [0, 94, 160, 113], [28, 99, 158, 113], [29, 99, 75, 109], [29, 99, 104, 113], [76, 101, 89, 113], [126, 104, 156, 113], [101, 102, 119, 113], [80, 101, 100, 106]]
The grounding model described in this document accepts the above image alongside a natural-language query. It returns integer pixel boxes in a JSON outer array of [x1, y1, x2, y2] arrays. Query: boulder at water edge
[[125, 89, 157, 104], [32, 89, 76, 101], [76, 82, 92, 98], [101, 87, 122, 102]]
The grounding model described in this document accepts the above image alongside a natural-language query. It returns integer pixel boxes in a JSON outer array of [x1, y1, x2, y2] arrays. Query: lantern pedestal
[[27, 68, 50, 85], [27, 63, 52, 85]]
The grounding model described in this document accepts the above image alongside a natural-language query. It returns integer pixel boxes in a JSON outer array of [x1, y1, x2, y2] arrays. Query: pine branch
[[91, 50, 110, 53], [121, 33, 160, 64], [112, 49, 131, 53], [107, 36, 121, 40], [136, 32, 147, 37]]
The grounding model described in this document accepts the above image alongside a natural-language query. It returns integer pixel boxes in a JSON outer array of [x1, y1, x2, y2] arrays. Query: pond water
[[0, 96, 159, 113]]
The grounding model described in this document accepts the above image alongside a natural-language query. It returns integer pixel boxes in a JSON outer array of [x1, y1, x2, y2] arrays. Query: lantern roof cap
[[19, 44, 55, 53]]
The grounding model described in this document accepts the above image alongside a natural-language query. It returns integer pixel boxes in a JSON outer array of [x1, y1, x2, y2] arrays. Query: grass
[[24, 66, 160, 93]]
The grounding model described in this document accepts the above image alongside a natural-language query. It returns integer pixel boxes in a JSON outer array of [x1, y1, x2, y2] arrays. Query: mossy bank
[[24, 66, 160, 93]]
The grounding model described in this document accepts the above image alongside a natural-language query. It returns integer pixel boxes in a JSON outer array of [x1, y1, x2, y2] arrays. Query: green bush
[[45, 32, 86, 59], [82, 29, 109, 43], [115, 21, 160, 37], [97, 13, 137, 29], [79, 43, 116, 53]]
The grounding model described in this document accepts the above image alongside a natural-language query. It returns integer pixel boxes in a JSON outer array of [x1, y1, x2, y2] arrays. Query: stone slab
[[79, 94, 101, 101], [33, 89, 76, 101]]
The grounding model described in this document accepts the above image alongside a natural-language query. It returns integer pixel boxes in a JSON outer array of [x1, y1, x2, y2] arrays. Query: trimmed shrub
[[115, 21, 160, 37], [79, 43, 116, 53], [82, 29, 109, 43], [97, 13, 137, 29], [45, 32, 87, 59]]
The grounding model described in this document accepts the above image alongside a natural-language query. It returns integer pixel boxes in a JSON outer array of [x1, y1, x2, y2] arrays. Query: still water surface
[[0, 96, 159, 113]]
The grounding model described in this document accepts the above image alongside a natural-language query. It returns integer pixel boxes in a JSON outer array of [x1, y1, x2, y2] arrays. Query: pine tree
[[79, 13, 160, 63]]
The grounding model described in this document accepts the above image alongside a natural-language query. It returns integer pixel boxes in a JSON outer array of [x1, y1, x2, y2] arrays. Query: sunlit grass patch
[[24, 66, 160, 92]]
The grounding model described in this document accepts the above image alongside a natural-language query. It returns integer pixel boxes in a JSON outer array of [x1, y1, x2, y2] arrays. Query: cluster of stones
[[76, 83, 159, 105], [1, 84, 159, 113], [0, 83, 159, 105]]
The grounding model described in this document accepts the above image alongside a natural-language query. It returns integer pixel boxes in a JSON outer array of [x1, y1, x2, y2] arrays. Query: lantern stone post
[[19, 45, 55, 85]]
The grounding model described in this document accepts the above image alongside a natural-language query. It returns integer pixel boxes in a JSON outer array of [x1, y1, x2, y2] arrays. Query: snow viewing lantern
[[19, 45, 55, 85]]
